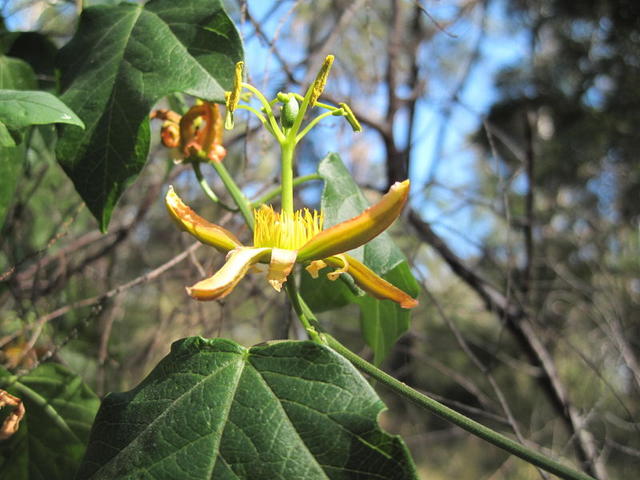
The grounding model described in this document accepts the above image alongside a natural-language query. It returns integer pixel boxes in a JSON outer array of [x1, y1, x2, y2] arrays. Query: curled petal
[[165, 187, 242, 253], [324, 254, 418, 309], [326, 254, 349, 280], [0, 390, 25, 441], [298, 180, 410, 261], [267, 248, 297, 292], [160, 122, 180, 148], [187, 247, 270, 301]]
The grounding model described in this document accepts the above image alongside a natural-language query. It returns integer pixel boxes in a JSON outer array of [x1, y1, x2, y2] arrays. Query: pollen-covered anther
[[326, 254, 349, 281], [305, 260, 327, 279]]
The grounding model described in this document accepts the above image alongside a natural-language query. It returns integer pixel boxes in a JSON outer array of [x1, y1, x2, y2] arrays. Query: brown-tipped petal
[[165, 186, 242, 253], [298, 180, 410, 261], [267, 248, 297, 292], [324, 254, 418, 309], [187, 247, 270, 301], [0, 390, 25, 441]]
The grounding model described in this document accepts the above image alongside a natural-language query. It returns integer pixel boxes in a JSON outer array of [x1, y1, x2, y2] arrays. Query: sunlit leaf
[[78, 337, 418, 479], [56, 0, 243, 231], [0, 55, 36, 225], [0, 90, 84, 130]]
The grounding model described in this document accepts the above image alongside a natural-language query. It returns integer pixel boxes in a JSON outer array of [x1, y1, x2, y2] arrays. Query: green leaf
[[0, 90, 84, 130], [0, 120, 15, 146], [55, 0, 243, 232], [78, 337, 418, 479], [0, 56, 37, 90], [0, 54, 37, 225], [1, 31, 57, 88], [0, 363, 100, 480], [301, 153, 419, 364], [0, 140, 24, 224]]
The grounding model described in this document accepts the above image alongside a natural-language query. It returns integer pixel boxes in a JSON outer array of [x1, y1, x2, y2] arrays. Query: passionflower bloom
[[166, 181, 418, 309]]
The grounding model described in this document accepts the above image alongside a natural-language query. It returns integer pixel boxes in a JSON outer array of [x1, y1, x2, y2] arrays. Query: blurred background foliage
[[0, 0, 638, 478]]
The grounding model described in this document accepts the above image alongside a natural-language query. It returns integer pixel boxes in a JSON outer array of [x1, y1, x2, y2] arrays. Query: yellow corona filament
[[253, 205, 324, 250]]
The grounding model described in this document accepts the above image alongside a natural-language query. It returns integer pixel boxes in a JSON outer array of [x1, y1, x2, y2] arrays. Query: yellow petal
[[267, 248, 297, 292], [165, 186, 242, 253], [187, 247, 270, 301], [298, 180, 410, 261], [324, 254, 418, 309]]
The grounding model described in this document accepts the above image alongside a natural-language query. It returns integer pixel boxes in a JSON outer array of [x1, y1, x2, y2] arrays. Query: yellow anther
[[339, 102, 362, 132], [327, 254, 349, 281], [309, 55, 334, 107], [305, 260, 327, 279], [225, 61, 244, 129]]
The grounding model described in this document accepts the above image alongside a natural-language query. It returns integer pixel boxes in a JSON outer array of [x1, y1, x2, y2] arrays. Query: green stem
[[323, 333, 596, 480], [251, 174, 323, 208], [242, 83, 284, 142], [296, 110, 340, 143], [284, 280, 322, 343], [192, 162, 237, 212], [280, 141, 295, 214], [236, 104, 268, 125], [209, 160, 254, 231]]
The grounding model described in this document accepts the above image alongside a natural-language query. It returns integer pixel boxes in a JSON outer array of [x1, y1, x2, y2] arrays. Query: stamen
[[305, 260, 327, 279], [327, 254, 349, 280], [253, 205, 323, 250]]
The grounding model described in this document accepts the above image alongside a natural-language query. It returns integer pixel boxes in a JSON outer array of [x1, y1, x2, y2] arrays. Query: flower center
[[253, 205, 324, 250]]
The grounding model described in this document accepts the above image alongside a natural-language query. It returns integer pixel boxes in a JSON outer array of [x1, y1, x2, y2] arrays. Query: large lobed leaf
[[56, 0, 243, 231], [0, 363, 100, 480], [301, 153, 419, 365], [77, 337, 418, 479]]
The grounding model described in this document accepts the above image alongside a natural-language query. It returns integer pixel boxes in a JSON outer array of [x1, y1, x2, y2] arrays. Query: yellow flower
[[165, 181, 418, 309]]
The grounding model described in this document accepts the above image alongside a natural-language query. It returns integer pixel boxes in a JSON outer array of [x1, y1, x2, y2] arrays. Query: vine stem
[[322, 332, 597, 480], [280, 141, 295, 215], [282, 280, 595, 480], [251, 174, 323, 208], [209, 160, 254, 231], [192, 162, 237, 212]]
